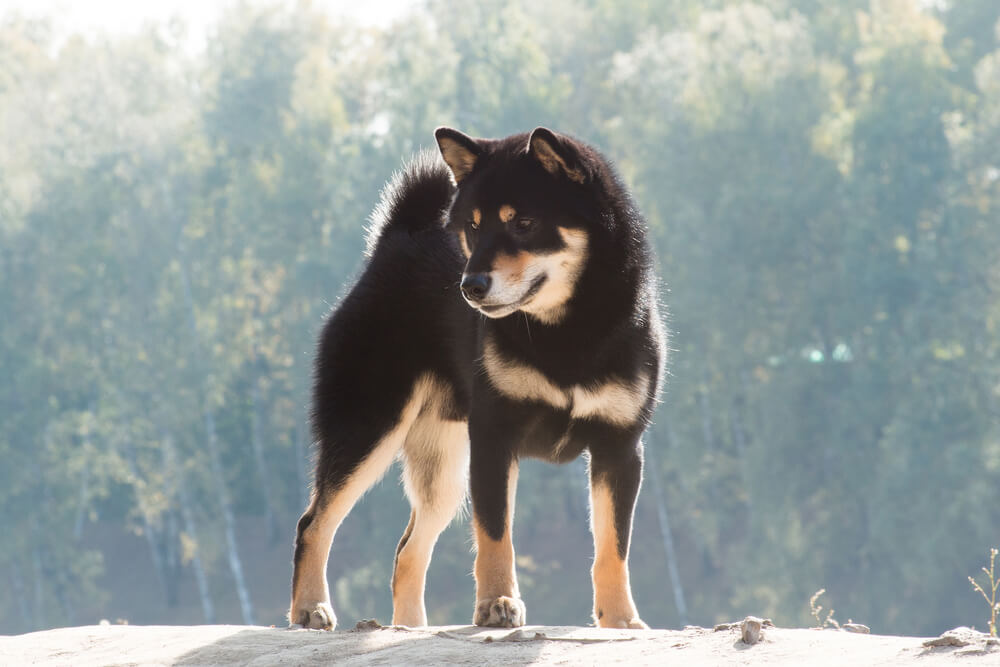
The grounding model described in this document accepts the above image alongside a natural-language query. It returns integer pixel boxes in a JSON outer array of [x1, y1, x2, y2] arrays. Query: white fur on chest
[[482, 336, 650, 427]]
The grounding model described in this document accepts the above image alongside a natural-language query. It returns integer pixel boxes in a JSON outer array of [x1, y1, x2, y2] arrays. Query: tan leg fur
[[590, 481, 648, 629], [473, 462, 525, 627]]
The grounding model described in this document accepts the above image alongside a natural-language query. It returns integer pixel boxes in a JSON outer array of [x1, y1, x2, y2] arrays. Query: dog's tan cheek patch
[[493, 252, 529, 285], [499, 205, 516, 224], [558, 227, 588, 250]]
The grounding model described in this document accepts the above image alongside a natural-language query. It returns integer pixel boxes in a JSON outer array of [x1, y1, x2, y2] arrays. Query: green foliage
[[1, 0, 999, 636]]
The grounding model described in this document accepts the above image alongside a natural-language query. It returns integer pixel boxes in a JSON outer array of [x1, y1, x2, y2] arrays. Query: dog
[[289, 127, 666, 630]]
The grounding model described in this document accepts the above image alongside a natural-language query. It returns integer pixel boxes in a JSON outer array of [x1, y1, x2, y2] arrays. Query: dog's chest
[[481, 336, 648, 427]]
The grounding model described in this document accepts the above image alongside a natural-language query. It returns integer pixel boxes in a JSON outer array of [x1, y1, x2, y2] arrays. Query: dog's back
[[311, 153, 474, 455]]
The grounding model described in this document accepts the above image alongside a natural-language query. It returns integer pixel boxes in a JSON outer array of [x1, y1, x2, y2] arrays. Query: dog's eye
[[468, 218, 479, 230], [513, 218, 536, 233]]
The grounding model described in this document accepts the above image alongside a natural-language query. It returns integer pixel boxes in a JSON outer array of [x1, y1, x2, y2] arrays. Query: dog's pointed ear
[[528, 127, 587, 184], [435, 127, 481, 184]]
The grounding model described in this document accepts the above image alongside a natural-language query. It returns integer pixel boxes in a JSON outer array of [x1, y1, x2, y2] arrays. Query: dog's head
[[435, 127, 593, 324]]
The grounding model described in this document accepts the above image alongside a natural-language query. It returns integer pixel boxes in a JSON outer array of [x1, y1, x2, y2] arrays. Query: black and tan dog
[[290, 127, 665, 630]]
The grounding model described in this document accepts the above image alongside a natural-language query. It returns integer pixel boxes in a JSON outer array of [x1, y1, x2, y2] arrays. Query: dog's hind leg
[[290, 378, 431, 630], [392, 405, 469, 626], [289, 441, 399, 629]]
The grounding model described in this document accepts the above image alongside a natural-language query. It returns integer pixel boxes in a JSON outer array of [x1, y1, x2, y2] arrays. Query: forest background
[[2, 0, 1000, 637]]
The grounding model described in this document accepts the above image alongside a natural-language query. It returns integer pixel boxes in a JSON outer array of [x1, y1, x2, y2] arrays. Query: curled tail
[[365, 150, 456, 257]]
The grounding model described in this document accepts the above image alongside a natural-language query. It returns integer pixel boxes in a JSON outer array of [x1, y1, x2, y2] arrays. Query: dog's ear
[[528, 127, 587, 184], [435, 127, 482, 184]]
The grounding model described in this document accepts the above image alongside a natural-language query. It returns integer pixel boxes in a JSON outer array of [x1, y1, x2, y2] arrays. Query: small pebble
[[741, 616, 764, 645], [843, 623, 870, 634], [354, 619, 382, 631]]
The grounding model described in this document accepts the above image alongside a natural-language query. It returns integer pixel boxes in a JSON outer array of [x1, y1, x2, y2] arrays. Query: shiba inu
[[290, 127, 666, 630]]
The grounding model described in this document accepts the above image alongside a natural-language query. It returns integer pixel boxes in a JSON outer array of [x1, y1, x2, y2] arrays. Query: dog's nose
[[461, 273, 491, 302]]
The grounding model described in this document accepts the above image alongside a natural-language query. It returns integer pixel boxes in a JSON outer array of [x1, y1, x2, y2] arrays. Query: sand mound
[[2, 620, 997, 665]]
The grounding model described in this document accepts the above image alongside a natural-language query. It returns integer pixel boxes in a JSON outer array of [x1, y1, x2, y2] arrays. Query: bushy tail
[[364, 150, 455, 256]]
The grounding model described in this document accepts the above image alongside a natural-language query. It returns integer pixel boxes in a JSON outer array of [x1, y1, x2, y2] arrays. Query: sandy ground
[[2, 621, 998, 666]]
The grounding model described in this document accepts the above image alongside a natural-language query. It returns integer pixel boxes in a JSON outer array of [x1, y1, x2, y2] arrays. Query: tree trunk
[[202, 406, 256, 624], [644, 445, 689, 627], [699, 377, 715, 450], [294, 421, 310, 512], [9, 561, 31, 632], [42, 545, 75, 625], [730, 397, 754, 523], [163, 508, 181, 607], [698, 370, 720, 513], [31, 544, 45, 630], [162, 432, 216, 623], [72, 459, 90, 542], [250, 370, 279, 544], [177, 249, 256, 625], [123, 440, 170, 603]]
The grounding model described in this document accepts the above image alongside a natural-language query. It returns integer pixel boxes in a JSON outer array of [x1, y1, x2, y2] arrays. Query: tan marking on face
[[472, 208, 481, 228], [474, 461, 520, 602], [482, 335, 569, 409], [457, 229, 471, 258], [590, 482, 646, 629], [438, 137, 477, 183], [572, 373, 650, 427], [499, 204, 516, 223], [492, 251, 530, 287], [519, 227, 589, 325]]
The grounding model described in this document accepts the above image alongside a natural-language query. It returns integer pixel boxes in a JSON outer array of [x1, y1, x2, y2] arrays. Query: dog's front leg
[[589, 435, 648, 629], [469, 438, 525, 627]]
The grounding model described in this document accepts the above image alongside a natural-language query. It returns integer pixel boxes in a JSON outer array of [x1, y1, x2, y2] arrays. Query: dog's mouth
[[476, 274, 547, 317]]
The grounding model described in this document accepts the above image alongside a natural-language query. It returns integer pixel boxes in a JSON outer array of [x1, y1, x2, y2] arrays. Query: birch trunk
[[9, 561, 31, 631], [644, 445, 689, 626], [177, 247, 255, 625], [730, 398, 754, 521], [72, 460, 90, 542], [294, 421, 310, 511], [162, 432, 216, 623], [163, 507, 181, 607], [249, 369, 278, 544], [32, 544, 45, 630], [124, 442, 169, 604]]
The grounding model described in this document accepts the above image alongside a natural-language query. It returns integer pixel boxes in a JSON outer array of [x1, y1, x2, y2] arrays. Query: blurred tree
[[1, 0, 999, 636]]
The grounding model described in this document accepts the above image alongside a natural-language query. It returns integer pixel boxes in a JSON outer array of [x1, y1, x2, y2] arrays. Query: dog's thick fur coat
[[290, 127, 666, 630]]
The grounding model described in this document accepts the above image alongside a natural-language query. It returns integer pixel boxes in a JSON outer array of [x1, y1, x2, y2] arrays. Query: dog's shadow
[[173, 624, 554, 666]]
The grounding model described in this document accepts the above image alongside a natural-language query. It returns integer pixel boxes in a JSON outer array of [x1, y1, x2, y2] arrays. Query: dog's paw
[[290, 602, 336, 630], [474, 596, 526, 627]]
